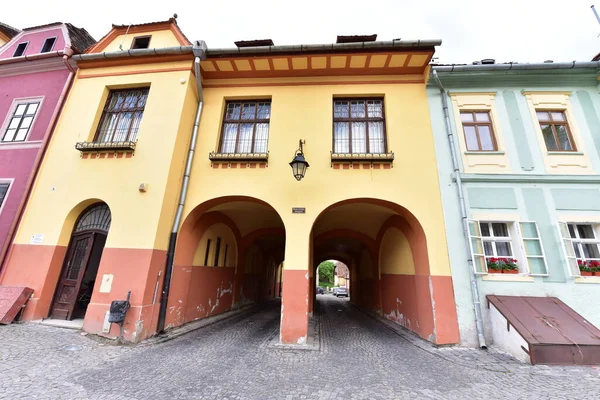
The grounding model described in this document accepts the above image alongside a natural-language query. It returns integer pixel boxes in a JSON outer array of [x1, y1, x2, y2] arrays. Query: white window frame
[[468, 219, 547, 275], [568, 223, 600, 263], [0, 179, 14, 216], [40, 37, 57, 53], [12, 41, 29, 57], [480, 221, 514, 260], [0, 96, 44, 144], [558, 222, 600, 278]]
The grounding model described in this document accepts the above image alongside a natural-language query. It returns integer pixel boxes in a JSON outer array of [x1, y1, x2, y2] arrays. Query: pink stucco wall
[[0, 68, 70, 254], [0, 28, 66, 59]]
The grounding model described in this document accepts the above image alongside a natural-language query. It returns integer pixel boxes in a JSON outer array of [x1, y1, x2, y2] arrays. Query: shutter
[[556, 222, 579, 277], [518, 221, 548, 276], [467, 220, 487, 274]]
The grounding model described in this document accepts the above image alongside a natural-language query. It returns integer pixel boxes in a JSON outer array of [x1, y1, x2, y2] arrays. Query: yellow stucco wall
[[13, 60, 195, 251], [180, 75, 452, 276], [193, 223, 238, 267], [379, 228, 415, 275]]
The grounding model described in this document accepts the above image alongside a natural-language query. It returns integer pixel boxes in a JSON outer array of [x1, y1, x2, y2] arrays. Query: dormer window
[[41, 37, 57, 53], [13, 42, 28, 57], [131, 36, 151, 49]]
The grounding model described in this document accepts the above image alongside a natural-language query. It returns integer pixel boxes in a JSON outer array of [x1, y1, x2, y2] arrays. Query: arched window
[[74, 203, 111, 233]]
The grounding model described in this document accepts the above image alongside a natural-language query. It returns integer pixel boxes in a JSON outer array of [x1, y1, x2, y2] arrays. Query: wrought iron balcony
[[75, 141, 136, 153], [208, 152, 269, 162]]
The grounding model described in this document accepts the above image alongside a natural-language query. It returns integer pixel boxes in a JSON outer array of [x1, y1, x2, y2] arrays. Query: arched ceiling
[[208, 201, 284, 237], [313, 203, 396, 239]]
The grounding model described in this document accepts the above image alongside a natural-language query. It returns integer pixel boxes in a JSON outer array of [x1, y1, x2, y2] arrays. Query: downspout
[[156, 40, 207, 333], [0, 46, 76, 280], [432, 70, 487, 349]]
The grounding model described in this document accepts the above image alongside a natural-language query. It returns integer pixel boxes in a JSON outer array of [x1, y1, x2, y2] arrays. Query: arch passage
[[165, 197, 285, 330], [311, 199, 459, 345], [50, 202, 111, 320]]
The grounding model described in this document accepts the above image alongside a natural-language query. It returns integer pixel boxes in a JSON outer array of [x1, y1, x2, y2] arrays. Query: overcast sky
[[4, 0, 599, 63]]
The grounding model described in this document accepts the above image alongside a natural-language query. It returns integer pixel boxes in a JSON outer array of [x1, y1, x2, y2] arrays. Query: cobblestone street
[[1, 296, 600, 399]]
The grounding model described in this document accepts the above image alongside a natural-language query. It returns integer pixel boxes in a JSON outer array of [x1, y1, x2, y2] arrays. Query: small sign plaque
[[292, 207, 306, 214], [30, 234, 44, 245]]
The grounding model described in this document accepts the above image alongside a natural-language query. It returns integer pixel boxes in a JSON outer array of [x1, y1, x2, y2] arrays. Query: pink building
[[0, 22, 95, 271]]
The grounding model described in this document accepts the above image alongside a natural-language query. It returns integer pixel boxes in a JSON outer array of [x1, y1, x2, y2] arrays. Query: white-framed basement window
[[468, 220, 548, 275], [557, 222, 600, 277]]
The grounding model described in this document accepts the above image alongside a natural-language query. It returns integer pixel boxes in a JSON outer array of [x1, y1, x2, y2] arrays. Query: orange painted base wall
[[165, 265, 235, 329], [1, 244, 167, 342], [280, 269, 308, 344], [380, 274, 459, 345]]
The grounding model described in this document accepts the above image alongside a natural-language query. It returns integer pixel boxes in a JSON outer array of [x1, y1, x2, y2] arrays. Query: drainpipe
[[156, 40, 207, 333], [432, 70, 487, 349], [0, 46, 76, 280]]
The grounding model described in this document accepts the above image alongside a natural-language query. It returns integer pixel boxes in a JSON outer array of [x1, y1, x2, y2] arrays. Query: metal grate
[[75, 203, 111, 233], [95, 88, 149, 143]]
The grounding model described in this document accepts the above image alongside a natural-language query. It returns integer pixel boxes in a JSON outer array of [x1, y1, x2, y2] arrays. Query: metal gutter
[[206, 39, 441, 57], [433, 61, 600, 72], [156, 40, 207, 333], [0, 50, 65, 66], [71, 45, 194, 61], [431, 70, 487, 349]]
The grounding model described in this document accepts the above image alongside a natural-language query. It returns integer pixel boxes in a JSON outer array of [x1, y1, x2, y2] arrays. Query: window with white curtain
[[219, 100, 271, 154], [95, 88, 149, 142], [333, 98, 386, 154]]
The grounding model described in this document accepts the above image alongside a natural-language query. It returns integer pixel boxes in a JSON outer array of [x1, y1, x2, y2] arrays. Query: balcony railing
[[208, 152, 269, 162], [330, 151, 394, 163], [75, 141, 136, 153]]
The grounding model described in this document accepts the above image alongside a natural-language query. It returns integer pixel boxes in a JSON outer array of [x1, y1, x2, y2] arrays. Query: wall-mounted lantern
[[289, 139, 309, 181]]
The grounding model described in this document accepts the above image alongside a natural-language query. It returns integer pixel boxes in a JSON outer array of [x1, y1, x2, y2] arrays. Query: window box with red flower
[[578, 260, 600, 276], [487, 257, 519, 274]]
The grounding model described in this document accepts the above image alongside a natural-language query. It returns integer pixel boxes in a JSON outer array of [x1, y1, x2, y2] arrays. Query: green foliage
[[318, 261, 335, 283]]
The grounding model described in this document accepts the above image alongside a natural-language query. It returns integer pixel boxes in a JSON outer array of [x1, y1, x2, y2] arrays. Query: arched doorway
[[310, 198, 460, 345], [49, 203, 111, 320]]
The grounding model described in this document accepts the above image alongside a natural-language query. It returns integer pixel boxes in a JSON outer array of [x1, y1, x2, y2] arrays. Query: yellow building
[[0, 21, 460, 345]]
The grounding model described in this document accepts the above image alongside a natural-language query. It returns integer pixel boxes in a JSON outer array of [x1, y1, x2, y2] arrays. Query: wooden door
[[50, 233, 95, 320]]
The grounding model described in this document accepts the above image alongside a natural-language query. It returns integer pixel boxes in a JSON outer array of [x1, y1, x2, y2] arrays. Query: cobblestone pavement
[[2, 296, 600, 399]]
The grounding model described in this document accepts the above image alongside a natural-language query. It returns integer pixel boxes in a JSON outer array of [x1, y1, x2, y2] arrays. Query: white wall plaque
[[30, 234, 44, 245]]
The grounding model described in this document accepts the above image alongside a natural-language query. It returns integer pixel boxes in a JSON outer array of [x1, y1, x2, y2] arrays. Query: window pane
[[254, 123, 269, 153], [350, 101, 365, 118], [541, 125, 558, 151], [20, 116, 33, 129], [221, 123, 237, 153], [367, 100, 382, 118], [492, 223, 509, 237], [351, 122, 366, 153], [460, 112, 474, 123], [137, 93, 148, 108], [463, 126, 479, 150], [483, 241, 494, 256], [113, 112, 132, 141], [124, 93, 139, 109], [334, 122, 349, 153], [129, 111, 143, 141], [568, 224, 577, 238], [257, 103, 270, 119], [555, 125, 573, 151], [524, 240, 543, 256], [241, 104, 256, 120], [576, 224, 595, 239], [14, 104, 26, 116], [536, 111, 549, 121], [226, 103, 241, 120], [237, 123, 253, 153], [334, 102, 349, 118], [496, 241, 513, 256], [573, 243, 582, 258], [368, 122, 384, 153], [97, 114, 118, 142], [475, 112, 490, 122], [582, 243, 600, 259], [3, 129, 16, 141], [26, 103, 39, 114], [478, 126, 495, 150], [550, 111, 565, 121], [480, 222, 490, 237], [8, 117, 20, 129], [15, 128, 28, 141]]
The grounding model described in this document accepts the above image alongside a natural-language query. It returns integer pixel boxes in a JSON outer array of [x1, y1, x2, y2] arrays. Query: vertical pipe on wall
[[156, 41, 207, 333], [432, 70, 487, 349]]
